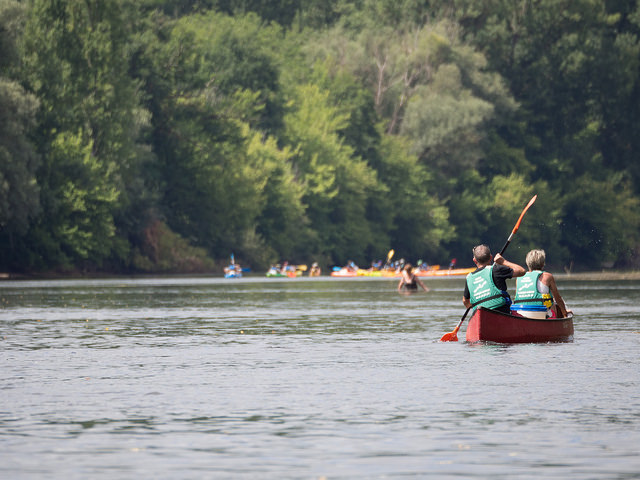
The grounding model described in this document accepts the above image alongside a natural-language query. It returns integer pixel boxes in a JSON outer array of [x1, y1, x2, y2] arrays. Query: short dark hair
[[472, 244, 491, 264]]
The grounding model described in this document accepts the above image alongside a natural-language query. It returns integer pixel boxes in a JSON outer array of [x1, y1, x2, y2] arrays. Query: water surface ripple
[[1, 276, 639, 479]]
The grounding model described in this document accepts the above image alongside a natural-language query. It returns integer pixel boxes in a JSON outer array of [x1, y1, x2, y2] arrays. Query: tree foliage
[[1, 0, 639, 273]]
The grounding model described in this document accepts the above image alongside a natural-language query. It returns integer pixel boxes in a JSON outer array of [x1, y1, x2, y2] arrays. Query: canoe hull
[[466, 307, 574, 343]]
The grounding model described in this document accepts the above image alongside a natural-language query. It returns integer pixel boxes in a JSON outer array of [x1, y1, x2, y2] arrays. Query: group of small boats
[[266, 263, 318, 278], [229, 262, 474, 278], [329, 264, 475, 278]]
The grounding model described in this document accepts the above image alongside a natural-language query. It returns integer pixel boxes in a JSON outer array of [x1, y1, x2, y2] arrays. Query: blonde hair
[[526, 249, 546, 270]]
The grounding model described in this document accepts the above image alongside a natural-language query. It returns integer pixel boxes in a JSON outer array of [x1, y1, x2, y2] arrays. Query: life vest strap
[[471, 293, 509, 308]]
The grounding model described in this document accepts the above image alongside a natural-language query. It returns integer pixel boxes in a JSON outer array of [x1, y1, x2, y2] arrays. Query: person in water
[[513, 249, 571, 318], [309, 262, 321, 276], [463, 244, 525, 314], [398, 263, 429, 292]]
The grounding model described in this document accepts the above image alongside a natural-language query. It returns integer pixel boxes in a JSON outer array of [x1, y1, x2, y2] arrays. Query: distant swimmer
[[309, 262, 321, 276], [398, 263, 429, 293]]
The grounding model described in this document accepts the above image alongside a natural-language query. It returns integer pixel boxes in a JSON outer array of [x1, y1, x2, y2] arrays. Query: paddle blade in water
[[440, 307, 471, 342], [440, 329, 459, 342]]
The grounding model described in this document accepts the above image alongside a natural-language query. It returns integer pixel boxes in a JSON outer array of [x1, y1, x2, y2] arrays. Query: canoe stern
[[466, 307, 574, 343]]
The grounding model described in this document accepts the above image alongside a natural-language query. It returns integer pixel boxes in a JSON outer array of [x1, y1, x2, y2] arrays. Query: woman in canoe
[[513, 249, 572, 318], [398, 263, 429, 293]]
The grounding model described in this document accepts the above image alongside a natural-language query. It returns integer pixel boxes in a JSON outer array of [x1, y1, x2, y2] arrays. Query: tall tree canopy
[[1, 0, 639, 273]]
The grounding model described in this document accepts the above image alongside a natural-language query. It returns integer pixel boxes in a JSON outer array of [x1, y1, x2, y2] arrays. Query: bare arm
[[416, 277, 429, 292], [494, 253, 525, 277], [542, 272, 571, 317], [463, 296, 471, 308]]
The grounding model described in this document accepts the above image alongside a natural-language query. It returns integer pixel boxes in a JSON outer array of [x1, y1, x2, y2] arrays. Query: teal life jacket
[[466, 265, 508, 310], [514, 271, 553, 308]]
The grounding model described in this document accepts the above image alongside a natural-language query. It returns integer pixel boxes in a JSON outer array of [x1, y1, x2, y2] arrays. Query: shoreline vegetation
[[1, 2, 640, 275], [556, 271, 640, 281]]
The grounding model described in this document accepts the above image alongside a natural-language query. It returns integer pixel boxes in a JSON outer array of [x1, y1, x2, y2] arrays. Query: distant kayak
[[330, 265, 473, 278], [266, 267, 286, 277], [330, 268, 360, 277], [266, 265, 305, 278], [224, 269, 242, 279], [415, 267, 475, 277]]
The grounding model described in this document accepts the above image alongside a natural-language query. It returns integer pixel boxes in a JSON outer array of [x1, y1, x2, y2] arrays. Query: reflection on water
[[1, 276, 640, 478]]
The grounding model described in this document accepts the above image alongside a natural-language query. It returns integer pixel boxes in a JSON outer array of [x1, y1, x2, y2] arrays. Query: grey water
[[1, 276, 639, 479]]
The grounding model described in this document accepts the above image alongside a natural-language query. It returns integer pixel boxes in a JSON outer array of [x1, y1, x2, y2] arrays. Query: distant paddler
[[383, 249, 394, 270], [223, 253, 242, 278]]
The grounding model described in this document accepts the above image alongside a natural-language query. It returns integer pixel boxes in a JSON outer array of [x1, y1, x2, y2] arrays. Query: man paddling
[[463, 244, 525, 315]]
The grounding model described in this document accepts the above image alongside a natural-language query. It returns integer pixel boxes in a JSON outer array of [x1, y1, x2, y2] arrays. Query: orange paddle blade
[[440, 307, 471, 342], [440, 330, 459, 342], [512, 194, 537, 234], [440, 325, 460, 342]]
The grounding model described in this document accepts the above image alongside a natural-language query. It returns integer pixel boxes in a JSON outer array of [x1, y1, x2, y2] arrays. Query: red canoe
[[465, 307, 574, 343]]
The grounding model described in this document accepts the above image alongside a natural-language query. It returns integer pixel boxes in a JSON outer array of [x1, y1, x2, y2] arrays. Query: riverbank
[[2, 269, 640, 281], [556, 270, 640, 281]]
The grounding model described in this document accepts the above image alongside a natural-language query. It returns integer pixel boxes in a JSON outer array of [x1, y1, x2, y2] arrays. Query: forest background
[[1, 0, 640, 275]]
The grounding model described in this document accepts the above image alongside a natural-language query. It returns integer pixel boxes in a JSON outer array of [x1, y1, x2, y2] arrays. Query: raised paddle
[[440, 194, 538, 342], [384, 249, 394, 269]]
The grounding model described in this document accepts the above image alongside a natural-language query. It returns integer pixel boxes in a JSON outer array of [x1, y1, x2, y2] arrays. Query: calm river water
[[1, 275, 639, 479]]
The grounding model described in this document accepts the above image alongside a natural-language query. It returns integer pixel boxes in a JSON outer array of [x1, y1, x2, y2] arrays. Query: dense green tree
[[17, 0, 148, 269], [376, 133, 452, 260], [560, 174, 640, 268], [168, 11, 285, 133], [248, 129, 310, 264], [37, 132, 121, 263], [283, 82, 380, 264], [0, 80, 40, 237], [445, 0, 640, 266], [0, 1, 40, 260], [137, 10, 293, 266], [0, 0, 639, 273]]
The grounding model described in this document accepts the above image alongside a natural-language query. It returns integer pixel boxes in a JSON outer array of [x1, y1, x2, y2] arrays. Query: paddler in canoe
[[398, 263, 429, 293], [512, 249, 572, 318], [463, 244, 525, 314]]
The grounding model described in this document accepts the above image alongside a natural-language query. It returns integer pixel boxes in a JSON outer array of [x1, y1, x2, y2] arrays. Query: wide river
[[1, 275, 639, 479]]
